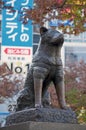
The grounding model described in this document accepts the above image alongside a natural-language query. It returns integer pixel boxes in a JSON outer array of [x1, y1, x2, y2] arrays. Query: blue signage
[[49, 19, 62, 27], [49, 19, 73, 27], [2, 0, 34, 47]]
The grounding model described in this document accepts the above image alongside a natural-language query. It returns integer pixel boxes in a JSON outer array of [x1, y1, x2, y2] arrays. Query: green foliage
[[65, 62, 86, 124], [66, 88, 86, 108], [66, 88, 86, 124], [76, 107, 86, 124], [66, 88, 79, 106]]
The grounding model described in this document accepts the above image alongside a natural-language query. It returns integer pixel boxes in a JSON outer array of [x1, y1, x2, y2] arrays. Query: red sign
[[4, 48, 31, 55]]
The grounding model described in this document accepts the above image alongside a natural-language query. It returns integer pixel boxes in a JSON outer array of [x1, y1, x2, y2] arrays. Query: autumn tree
[[0, 63, 24, 103], [22, 0, 86, 35], [0, 0, 86, 35]]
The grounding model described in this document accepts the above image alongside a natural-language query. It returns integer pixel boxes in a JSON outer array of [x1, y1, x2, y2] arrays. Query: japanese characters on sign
[[2, 0, 33, 65], [2, 0, 33, 46]]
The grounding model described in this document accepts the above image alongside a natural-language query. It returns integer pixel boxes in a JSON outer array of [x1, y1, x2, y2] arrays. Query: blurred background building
[[33, 23, 86, 66]]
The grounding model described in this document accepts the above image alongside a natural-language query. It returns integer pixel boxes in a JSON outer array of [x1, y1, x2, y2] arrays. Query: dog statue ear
[[40, 27, 48, 35]]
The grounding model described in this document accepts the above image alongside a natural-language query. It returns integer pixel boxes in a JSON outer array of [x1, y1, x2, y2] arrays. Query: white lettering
[[20, 33, 29, 42], [6, 22, 18, 34], [6, 10, 18, 21], [6, 0, 16, 7], [21, 0, 29, 6], [8, 33, 18, 42], [21, 24, 29, 32]]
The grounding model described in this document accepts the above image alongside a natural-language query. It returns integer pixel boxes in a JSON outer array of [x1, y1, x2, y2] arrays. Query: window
[[33, 33, 40, 44], [64, 46, 86, 66], [64, 32, 86, 43], [33, 33, 40, 54]]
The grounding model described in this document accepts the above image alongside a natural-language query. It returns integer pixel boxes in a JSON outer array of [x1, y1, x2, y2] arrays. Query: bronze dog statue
[[16, 27, 68, 111]]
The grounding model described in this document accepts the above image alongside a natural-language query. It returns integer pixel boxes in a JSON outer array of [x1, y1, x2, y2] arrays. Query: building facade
[[33, 24, 86, 66]]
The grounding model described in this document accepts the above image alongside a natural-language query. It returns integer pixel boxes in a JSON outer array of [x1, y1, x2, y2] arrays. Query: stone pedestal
[[5, 108, 77, 126], [1, 121, 86, 130], [1, 108, 86, 130]]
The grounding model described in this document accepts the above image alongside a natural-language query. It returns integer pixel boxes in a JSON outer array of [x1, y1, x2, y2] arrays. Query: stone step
[[0, 121, 86, 130]]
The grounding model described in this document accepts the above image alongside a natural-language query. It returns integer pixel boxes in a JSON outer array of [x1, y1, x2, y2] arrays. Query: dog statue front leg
[[34, 77, 43, 108], [33, 66, 48, 108]]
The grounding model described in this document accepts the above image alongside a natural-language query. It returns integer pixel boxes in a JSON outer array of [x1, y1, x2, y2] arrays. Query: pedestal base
[[5, 108, 77, 126], [1, 121, 86, 130]]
